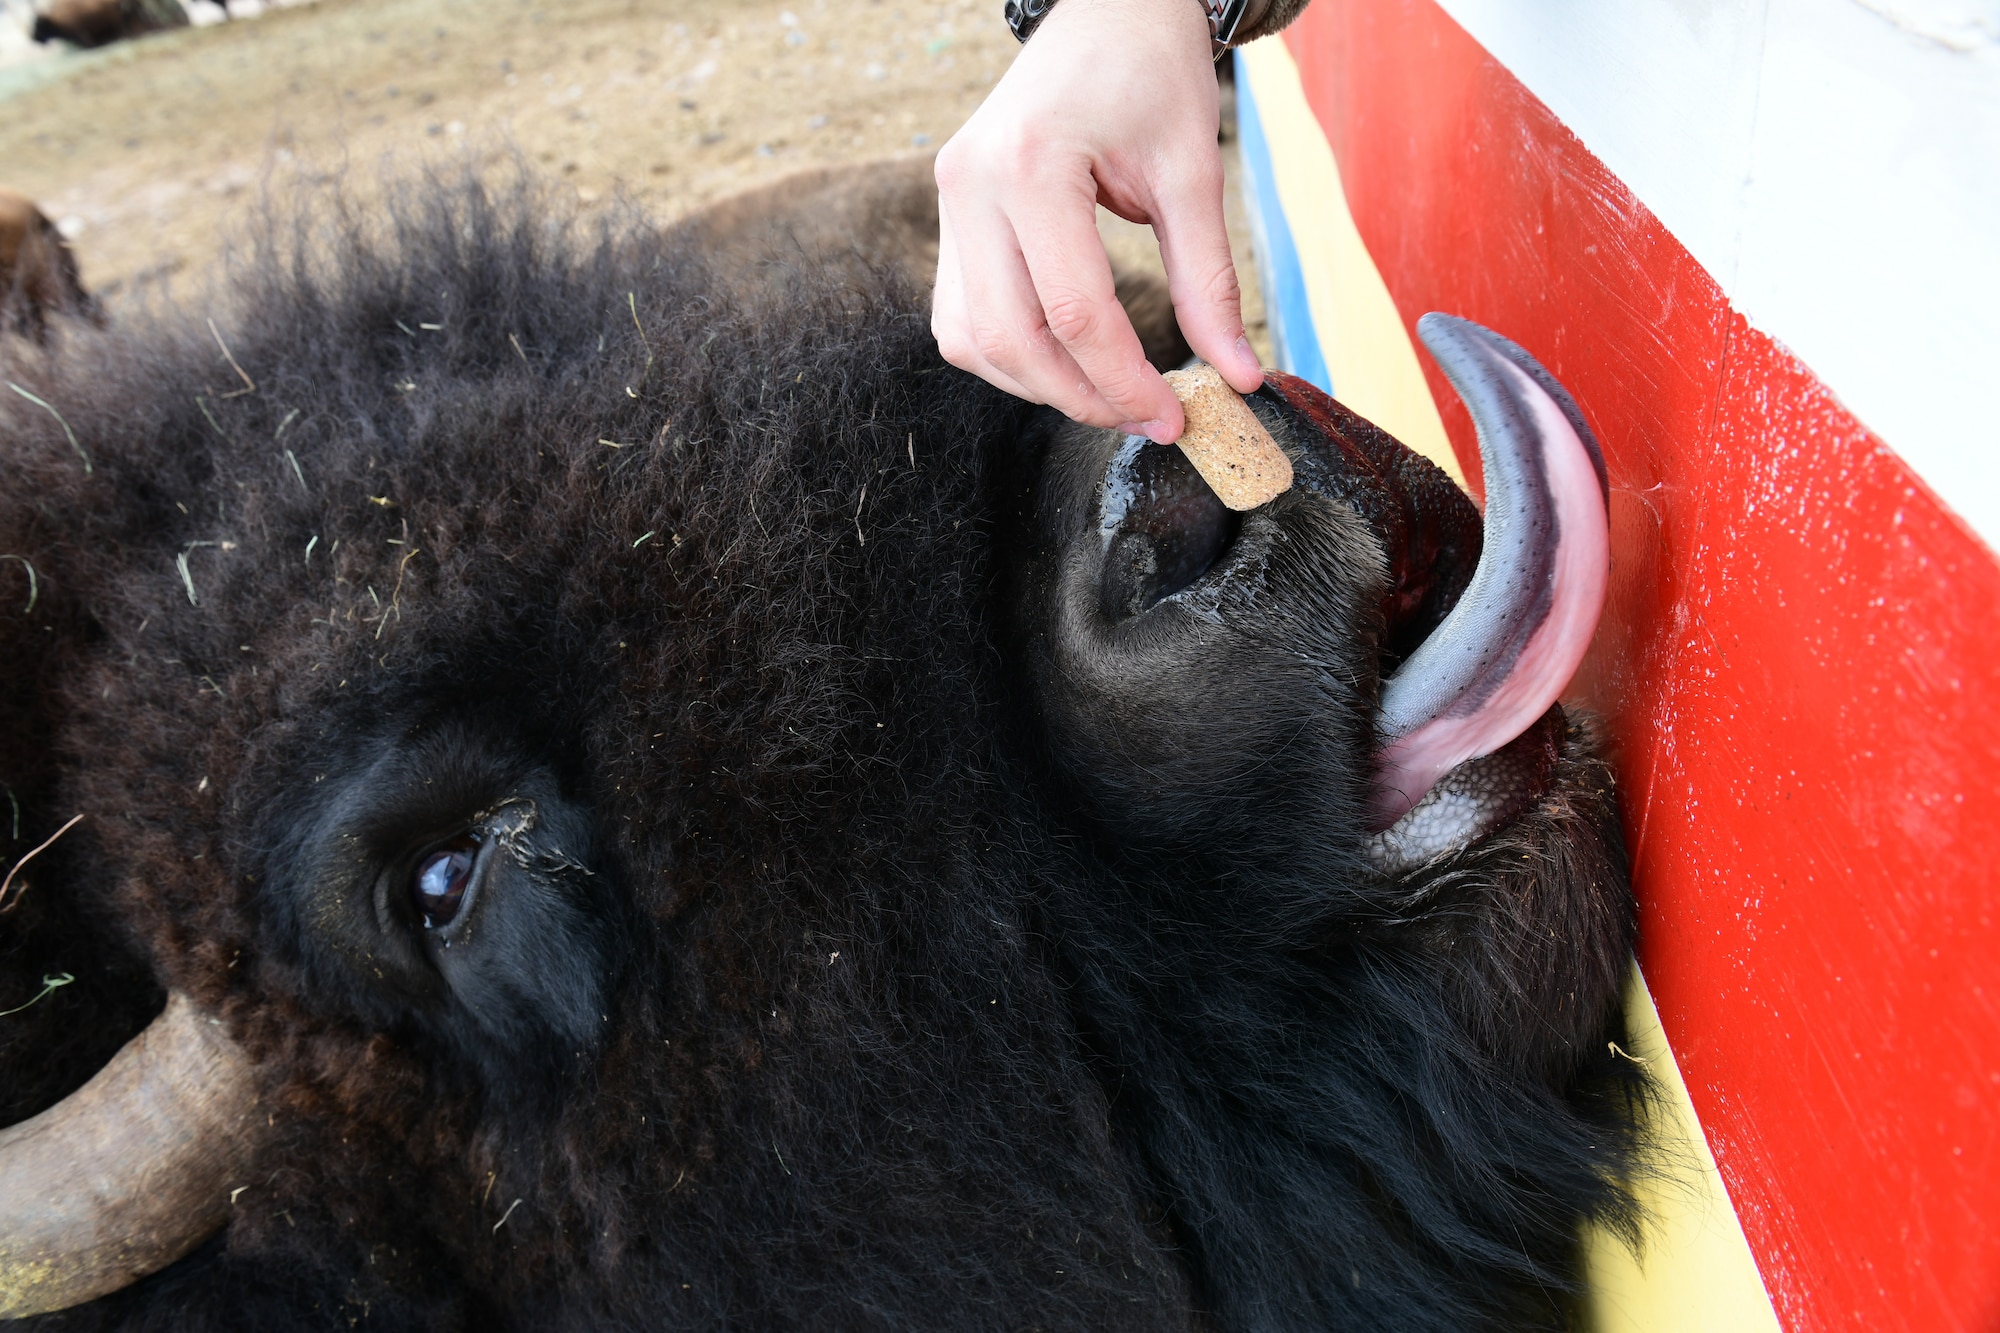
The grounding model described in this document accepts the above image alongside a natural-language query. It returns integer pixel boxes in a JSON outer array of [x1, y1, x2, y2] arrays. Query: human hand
[[932, 0, 1263, 443]]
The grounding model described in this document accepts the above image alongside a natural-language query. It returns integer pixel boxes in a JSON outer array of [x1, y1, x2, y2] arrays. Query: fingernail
[[1117, 420, 1172, 442], [1234, 335, 1261, 376]]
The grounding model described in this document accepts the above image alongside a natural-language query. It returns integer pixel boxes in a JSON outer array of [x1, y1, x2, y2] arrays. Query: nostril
[[1099, 435, 1240, 619]]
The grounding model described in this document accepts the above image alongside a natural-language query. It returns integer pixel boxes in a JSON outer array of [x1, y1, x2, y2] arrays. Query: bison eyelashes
[[413, 834, 483, 930]]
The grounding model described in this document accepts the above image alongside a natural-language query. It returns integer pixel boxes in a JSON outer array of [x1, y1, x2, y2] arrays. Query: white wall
[[1432, 0, 2000, 550]]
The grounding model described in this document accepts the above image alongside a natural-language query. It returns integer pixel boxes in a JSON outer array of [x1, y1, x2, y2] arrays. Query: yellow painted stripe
[[1235, 47, 1783, 1325], [1583, 965, 1784, 1332], [1233, 40, 1465, 488]]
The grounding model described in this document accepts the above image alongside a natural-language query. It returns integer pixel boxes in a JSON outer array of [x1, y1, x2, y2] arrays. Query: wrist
[[1007, 0, 1241, 58]]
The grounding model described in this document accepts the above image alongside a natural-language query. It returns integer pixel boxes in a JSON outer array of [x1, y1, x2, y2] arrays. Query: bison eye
[[1100, 436, 1240, 619], [412, 835, 481, 929]]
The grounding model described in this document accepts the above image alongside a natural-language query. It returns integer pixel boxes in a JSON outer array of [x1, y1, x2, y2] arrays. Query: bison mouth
[[1074, 315, 1609, 870]]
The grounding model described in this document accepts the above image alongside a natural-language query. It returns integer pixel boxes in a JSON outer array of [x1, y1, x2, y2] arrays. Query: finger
[[943, 191, 1131, 431], [1009, 186, 1183, 439], [1150, 153, 1264, 395], [932, 197, 1034, 401]]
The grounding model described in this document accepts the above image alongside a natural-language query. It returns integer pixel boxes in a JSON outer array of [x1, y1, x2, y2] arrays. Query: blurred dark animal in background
[[0, 189, 101, 341], [0, 163, 1641, 1331], [29, 0, 190, 48], [670, 153, 1195, 373]]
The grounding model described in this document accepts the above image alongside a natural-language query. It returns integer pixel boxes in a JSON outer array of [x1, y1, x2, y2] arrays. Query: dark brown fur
[[0, 190, 101, 342], [30, 0, 187, 48]]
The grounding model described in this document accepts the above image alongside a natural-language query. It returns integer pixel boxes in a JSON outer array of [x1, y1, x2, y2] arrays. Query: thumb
[[1151, 159, 1264, 395]]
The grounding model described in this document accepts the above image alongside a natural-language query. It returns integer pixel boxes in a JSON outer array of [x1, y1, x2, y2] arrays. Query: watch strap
[[1002, 0, 1056, 43], [1200, 0, 1250, 58]]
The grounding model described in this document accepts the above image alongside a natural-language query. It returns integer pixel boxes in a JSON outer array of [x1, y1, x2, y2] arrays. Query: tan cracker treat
[[1163, 363, 1294, 511]]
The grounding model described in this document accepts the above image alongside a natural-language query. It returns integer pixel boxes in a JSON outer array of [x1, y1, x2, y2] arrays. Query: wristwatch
[[1004, 0, 1251, 60]]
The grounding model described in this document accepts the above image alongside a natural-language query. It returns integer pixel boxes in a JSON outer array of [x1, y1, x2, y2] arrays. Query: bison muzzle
[[0, 171, 1641, 1330]]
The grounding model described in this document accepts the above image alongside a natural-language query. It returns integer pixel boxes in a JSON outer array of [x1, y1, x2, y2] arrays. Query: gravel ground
[[0, 0, 1266, 356]]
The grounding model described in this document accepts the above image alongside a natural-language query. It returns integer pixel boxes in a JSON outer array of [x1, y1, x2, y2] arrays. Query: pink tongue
[[1368, 317, 1609, 831]]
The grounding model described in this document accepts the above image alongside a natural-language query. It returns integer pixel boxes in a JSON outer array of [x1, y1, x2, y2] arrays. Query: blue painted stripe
[[1232, 51, 1332, 396]]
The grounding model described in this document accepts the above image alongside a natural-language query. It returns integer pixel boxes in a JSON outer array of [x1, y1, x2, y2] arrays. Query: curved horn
[[0, 992, 262, 1318], [1370, 314, 1610, 829]]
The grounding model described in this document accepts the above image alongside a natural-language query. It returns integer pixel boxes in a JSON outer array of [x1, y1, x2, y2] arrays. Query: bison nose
[[1097, 433, 1241, 620]]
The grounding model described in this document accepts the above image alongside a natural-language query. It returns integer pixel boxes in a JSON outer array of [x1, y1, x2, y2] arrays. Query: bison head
[[0, 189, 103, 345], [0, 175, 1637, 1331]]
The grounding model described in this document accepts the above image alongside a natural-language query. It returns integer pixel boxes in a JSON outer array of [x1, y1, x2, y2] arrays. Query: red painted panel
[[1279, 5, 2000, 1330]]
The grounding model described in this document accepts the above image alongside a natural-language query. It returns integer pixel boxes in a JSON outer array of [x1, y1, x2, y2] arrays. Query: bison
[[668, 154, 1195, 375], [28, 0, 189, 49], [0, 190, 100, 342], [0, 167, 1641, 1330]]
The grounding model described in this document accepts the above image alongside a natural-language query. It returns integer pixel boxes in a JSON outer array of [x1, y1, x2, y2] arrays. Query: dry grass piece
[[1164, 364, 1292, 511]]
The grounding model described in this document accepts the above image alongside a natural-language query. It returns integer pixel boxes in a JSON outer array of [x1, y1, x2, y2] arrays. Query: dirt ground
[[0, 0, 1267, 356]]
